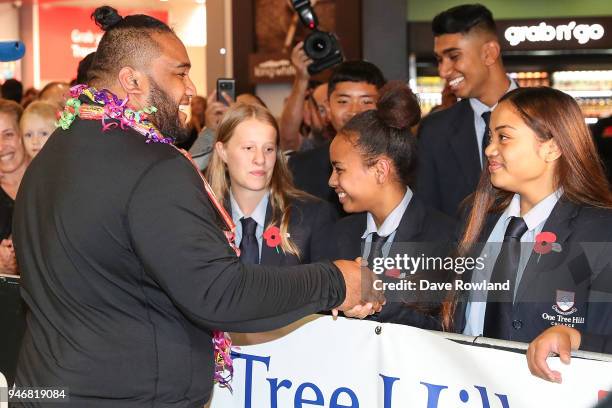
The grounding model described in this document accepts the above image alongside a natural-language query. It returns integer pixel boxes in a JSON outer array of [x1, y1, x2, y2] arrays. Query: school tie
[[239, 217, 259, 265], [367, 232, 387, 271], [481, 110, 491, 168], [483, 216, 529, 339]]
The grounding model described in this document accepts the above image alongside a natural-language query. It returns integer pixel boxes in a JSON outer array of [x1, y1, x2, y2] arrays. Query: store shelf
[[561, 90, 612, 98]]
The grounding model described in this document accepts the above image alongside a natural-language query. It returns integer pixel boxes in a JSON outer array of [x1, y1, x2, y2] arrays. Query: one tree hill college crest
[[553, 290, 577, 315]]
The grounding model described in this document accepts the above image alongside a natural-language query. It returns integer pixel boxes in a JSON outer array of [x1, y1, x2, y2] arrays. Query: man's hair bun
[[375, 81, 421, 130], [92, 6, 123, 31]]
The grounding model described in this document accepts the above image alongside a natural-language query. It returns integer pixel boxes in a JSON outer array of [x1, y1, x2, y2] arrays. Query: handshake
[[332, 258, 386, 319]]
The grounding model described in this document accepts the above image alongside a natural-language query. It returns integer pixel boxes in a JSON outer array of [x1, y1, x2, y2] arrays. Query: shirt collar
[[469, 76, 519, 114], [230, 189, 269, 228], [362, 187, 413, 239], [502, 189, 562, 231]]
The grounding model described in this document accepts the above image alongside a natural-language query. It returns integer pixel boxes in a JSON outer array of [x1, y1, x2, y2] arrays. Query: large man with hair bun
[[12, 6, 380, 407]]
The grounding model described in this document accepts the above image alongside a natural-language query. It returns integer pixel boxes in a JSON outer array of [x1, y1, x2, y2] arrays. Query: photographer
[[188, 90, 232, 171], [280, 42, 333, 152]]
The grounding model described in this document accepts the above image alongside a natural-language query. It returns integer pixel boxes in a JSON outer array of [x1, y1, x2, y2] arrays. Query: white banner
[[210, 315, 612, 408]]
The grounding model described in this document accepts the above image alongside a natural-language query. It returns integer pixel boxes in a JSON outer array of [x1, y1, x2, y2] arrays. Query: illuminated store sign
[[408, 17, 612, 54], [505, 21, 605, 46]]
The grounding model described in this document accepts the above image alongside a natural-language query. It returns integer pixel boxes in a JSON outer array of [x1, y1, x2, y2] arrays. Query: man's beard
[[147, 78, 191, 144]]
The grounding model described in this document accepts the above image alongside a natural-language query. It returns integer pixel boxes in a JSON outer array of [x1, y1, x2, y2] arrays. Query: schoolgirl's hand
[[526, 325, 581, 383]]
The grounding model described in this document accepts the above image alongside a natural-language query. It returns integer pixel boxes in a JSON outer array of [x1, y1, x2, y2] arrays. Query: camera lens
[[304, 31, 331, 60]]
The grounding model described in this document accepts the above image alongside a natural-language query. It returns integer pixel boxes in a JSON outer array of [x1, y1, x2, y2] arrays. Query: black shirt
[[13, 118, 346, 407], [0, 187, 14, 240]]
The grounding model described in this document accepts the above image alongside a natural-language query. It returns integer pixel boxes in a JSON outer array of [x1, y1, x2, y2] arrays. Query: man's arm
[[126, 155, 377, 332], [280, 42, 312, 151]]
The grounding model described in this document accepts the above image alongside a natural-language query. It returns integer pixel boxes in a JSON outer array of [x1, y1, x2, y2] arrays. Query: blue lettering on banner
[[329, 387, 359, 408], [474, 385, 510, 408], [231, 352, 511, 408], [267, 378, 292, 408], [294, 382, 324, 407], [420, 382, 449, 408], [232, 352, 270, 408], [380, 375, 400, 408]]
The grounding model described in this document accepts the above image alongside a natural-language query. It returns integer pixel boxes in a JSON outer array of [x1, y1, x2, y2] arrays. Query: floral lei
[[59, 84, 237, 391]]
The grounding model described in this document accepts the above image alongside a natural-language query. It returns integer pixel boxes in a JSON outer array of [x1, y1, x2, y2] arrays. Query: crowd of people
[[1, 2, 611, 406]]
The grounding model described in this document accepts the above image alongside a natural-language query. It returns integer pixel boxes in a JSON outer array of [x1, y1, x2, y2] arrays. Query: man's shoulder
[[44, 118, 190, 182], [79, 118, 182, 159]]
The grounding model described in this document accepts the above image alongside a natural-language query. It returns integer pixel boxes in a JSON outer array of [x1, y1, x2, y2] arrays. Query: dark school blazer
[[228, 196, 338, 266], [288, 141, 345, 216], [452, 198, 612, 353], [334, 195, 456, 329], [416, 99, 482, 219]]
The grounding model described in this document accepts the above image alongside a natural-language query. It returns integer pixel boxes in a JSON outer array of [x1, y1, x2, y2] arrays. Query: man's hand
[[291, 41, 313, 82], [342, 303, 379, 319], [205, 90, 234, 131], [0, 239, 18, 275], [332, 257, 385, 318], [526, 325, 581, 383]]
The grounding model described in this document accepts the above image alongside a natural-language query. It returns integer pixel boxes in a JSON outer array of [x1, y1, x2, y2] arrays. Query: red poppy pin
[[534, 231, 562, 262], [263, 225, 282, 253]]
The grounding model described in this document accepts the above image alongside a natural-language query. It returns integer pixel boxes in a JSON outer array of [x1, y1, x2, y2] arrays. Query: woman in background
[[0, 99, 30, 274]]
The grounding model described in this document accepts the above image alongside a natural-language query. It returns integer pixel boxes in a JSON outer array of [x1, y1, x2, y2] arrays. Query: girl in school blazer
[[205, 102, 337, 266], [442, 87, 612, 360], [330, 81, 456, 328]]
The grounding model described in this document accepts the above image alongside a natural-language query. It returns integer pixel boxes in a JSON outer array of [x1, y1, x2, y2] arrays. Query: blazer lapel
[[447, 100, 482, 189], [390, 197, 426, 244], [260, 201, 284, 266], [515, 199, 580, 301]]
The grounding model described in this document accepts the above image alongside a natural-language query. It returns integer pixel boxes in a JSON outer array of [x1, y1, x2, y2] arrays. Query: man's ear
[[117, 67, 145, 96], [482, 40, 501, 66]]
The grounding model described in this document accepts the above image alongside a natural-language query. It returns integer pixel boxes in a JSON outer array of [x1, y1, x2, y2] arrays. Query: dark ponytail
[[341, 80, 421, 185]]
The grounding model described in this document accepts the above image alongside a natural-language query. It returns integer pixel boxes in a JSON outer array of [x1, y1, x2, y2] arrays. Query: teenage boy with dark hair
[[416, 3, 517, 218], [289, 60, 386, 214]]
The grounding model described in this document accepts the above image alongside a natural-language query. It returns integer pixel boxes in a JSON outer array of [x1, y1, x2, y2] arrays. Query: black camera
[[291, 0, 343, 75]]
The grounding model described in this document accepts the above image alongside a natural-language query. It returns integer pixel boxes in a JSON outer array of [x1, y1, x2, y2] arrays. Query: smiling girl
[[206, 102, 337, 266], [443, 87, 612, 359], [330, 81, 456, 327]]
